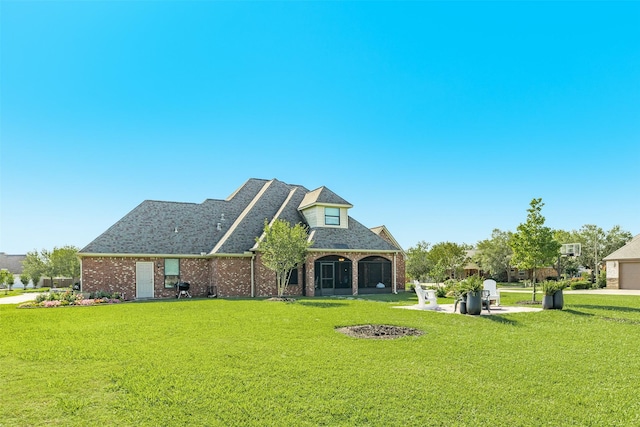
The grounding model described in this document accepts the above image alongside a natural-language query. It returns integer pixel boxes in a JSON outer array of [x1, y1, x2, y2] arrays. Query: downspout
[[79, 257, 83, 292], [251, 253, 255, 298], [393, 253, 397, 294]]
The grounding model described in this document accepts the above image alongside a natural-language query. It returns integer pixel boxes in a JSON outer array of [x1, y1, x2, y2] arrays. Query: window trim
[[164, 258, 180, 288], [324, 207, 340, 226]]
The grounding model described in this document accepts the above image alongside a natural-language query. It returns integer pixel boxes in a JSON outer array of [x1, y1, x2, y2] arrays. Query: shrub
[[570, 280, 591, 290], [596, 271, 607, 288]]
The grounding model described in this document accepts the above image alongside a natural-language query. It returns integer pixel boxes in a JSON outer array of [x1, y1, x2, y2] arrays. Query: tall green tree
[[475, 229, 513, 282], [22, 250, 49, 288], [576, 224, 632, 282], [0, 269, 11, 295], [510, 198, 560, 301], [22, 247, 80, 288], [428, 242, 469, 280], [257, 219, 313, 298], [406, 241, 431, 282], [602, 225, 633, 260], [50, 245, 81, 284]]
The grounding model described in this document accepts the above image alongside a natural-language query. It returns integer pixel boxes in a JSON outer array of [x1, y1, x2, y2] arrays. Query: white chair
[[482, 279, 500, 306], [414, 284, 439, 310]]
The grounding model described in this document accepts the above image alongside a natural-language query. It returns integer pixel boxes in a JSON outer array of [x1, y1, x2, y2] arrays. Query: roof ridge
[[211, 179, 274, 254]]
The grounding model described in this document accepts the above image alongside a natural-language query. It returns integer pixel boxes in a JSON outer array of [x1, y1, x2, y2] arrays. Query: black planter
[[553, 290, 564, 310], [459, 300, 467, 315], [542, 295, 554, 310], [466, 291, 482, 315]]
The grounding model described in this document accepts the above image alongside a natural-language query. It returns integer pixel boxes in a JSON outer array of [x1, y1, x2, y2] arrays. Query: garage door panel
[[620, 262, 640, 290]]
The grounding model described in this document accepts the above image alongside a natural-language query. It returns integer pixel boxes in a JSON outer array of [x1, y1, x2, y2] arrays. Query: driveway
[[0, 293, 42, 305], [500, 288, 640, 296]]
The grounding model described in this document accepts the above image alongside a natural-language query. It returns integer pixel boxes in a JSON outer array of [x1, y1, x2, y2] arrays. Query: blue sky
[[1, 1, 639, 254]]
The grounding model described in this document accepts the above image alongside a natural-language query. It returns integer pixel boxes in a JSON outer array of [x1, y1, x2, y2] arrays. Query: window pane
[[165, 259, 179, 275], [325, 207, 340, 225]]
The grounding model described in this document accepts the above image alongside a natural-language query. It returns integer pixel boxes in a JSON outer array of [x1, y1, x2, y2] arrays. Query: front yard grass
[[2, 293, 640, 426]]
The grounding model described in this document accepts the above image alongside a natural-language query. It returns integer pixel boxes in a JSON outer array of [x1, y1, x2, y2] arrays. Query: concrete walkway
[[0, 293, 42, 305], [500, 288, 640, 296]]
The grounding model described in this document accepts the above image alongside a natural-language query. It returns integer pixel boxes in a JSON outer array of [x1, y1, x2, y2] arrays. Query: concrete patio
[[394, 303, 542, 315]]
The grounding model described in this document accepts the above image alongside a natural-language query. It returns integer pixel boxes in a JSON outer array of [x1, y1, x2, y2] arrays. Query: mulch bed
[[336, 324, 423, 339]]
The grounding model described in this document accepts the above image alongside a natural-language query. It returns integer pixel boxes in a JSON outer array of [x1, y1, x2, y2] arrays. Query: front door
[[136, 262, 154, 299], [320, 262, 335, 296]]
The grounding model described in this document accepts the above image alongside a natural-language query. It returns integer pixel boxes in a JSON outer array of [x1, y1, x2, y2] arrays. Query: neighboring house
[[0, 253, 31, 288], [0, 253, 26, 275], [78, 178, 405, 299], [463, 249, 483, 278], [603, 234, 640, 290]]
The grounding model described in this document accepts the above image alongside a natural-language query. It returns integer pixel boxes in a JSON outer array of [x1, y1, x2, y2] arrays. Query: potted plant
[[541, 281, 557, 310], [453, 283, 468, 314], [463, 275, 484, 315], [553, 280, 567, 310]]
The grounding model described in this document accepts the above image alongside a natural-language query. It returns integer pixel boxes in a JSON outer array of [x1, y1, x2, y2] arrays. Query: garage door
[[620, 262, 640, 290]]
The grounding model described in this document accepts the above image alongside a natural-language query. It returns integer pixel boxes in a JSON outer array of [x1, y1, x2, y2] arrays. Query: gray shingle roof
[[310, 217, 399, 252], [603, 234, 640, 261], [299, 186, 352, 210], [0, 253, 26, 274], [80, 178, 401, 255]]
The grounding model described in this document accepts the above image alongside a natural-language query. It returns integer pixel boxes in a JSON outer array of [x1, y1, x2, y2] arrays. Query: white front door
[[136, 262, 155, 299]]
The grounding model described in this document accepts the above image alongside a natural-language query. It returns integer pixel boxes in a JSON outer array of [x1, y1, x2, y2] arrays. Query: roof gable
[[603, 234, 640, 261], [309, 217, 400, 252], [298, 186, 352, 210]]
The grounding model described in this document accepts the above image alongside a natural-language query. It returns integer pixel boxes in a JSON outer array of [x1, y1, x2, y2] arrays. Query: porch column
[[352, 255, 358, 295]]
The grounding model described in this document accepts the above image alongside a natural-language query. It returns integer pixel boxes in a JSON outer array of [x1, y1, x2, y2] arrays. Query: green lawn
[[2, 293, 640, 426]]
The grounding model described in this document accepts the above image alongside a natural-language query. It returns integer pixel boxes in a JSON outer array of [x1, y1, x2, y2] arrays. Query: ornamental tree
[[257, 219, 313, 298], [510, 198, 560, 302]]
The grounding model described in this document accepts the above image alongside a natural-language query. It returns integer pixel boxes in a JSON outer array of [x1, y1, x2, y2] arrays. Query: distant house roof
[[603, 234, 640, 261], [80, 178, 401, 256], [0, 253, 26, 274]]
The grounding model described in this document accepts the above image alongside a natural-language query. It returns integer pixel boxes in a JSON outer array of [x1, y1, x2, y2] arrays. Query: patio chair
[[414, 284, 439, 310], [482, 290, 491, 313], [482, 279, 500, 306]]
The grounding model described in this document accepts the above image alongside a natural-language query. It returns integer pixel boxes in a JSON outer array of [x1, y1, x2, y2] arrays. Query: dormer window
[[325, 207, 340, 226]]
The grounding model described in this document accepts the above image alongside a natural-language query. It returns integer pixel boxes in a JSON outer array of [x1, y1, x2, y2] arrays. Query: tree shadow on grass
[[479, 315, 519, 326], [562, 308, 596, 317], [571, 304, 640, 314], [298, 301, 348, 308]]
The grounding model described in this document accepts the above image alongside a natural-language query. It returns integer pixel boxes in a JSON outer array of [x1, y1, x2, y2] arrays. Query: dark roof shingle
[[80, 178, 400, 255]]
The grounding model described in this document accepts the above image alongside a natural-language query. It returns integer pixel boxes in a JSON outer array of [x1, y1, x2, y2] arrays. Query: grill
[[175, 282, 192, 299]]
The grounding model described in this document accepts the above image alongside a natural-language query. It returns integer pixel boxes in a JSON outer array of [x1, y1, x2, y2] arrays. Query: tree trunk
[[531, 268, 537, 302]]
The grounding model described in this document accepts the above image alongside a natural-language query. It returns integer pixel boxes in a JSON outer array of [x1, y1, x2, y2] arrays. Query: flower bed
[[18, 290, 124, 308]]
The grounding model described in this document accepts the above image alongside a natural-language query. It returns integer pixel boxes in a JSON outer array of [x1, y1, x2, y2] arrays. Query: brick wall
[[81, 251, 405, 299], [211, 256, 252, 297], [81, 256, 211, 300], [253, 253, 303, 297]]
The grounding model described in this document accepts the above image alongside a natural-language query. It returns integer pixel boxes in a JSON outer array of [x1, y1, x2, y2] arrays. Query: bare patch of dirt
[[517, 300, 542, 306], [266, 297, 296, 302], [336, 324, 423, 339]]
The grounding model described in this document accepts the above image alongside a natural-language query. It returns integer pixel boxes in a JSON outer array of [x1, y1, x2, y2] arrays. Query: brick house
[[78, 178, 405, 299]]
